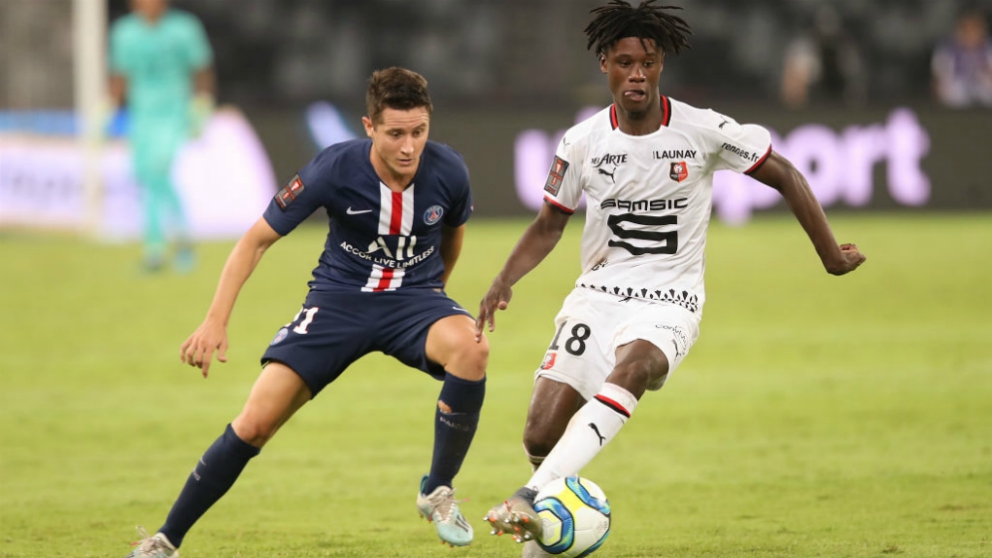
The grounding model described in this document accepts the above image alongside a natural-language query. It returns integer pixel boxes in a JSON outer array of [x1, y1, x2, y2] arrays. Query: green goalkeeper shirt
[[109, 9, 212, 127]]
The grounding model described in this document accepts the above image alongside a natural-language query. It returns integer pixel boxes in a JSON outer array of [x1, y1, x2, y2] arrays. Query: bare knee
[[608, 359, 658, 399], [609, 340, 670, 399], [231, 412, 279, 448], [521, 378, 585, 462], [522, 412, 566, 460], [444, 338, 489, 382], [229, 362, 310, 448], [426, 315, 490, 381], [522, 429, 558, 460]]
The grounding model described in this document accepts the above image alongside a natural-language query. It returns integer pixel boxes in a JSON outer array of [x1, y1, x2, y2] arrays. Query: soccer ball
[[533, 476, 611, 557]]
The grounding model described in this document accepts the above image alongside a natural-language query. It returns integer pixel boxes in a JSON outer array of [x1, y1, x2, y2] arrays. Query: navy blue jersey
[[263, 139, 473, 292]]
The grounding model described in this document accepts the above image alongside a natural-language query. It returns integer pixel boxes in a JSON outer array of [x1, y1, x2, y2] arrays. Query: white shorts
[[534, 287, 701, 401]]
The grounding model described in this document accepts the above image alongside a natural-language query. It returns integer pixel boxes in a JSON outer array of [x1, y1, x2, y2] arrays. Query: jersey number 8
[[549, 321, 592, 356]]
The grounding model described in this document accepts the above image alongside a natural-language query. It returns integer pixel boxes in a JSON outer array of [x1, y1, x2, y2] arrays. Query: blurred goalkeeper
[[109, 0, 215, 272]]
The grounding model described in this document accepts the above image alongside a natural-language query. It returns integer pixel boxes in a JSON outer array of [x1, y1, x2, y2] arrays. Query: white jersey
[[543, 97, 772, 315]]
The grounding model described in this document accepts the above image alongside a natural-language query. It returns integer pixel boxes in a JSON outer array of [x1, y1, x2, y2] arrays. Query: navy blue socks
[[423, 373, 486, 494], [156, 376, 483, 546], [159, 424, 260, 547]]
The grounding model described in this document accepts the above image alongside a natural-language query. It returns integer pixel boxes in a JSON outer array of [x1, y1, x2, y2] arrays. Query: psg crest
[[423, 205, 444, 225], [270, 327, 289, 345], [670, 161, 688, 182]]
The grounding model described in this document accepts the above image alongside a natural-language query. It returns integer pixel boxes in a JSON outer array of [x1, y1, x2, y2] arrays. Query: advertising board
[[0, 108, 275, 239]]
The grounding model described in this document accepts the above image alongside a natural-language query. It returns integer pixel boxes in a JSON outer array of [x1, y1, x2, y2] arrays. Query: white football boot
[[124, 526, 178, 558], [417, 475, 473, 546]]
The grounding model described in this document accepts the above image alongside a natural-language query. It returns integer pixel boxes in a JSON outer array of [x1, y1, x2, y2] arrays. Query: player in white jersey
[[477, 1, 866, 552]]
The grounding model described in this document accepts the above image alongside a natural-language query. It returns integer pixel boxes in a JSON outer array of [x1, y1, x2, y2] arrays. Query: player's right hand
[[180, 319, 228, 378], [476, 279, 513, 341], [826, 243, 866, 276]]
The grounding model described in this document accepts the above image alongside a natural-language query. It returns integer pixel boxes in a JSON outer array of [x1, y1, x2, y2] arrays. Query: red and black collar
[[609, 96, 671, 130]]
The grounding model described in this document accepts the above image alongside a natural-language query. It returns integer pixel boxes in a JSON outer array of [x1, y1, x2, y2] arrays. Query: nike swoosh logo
[[452, 306, 470, 313], [346, 207, 374, 215]]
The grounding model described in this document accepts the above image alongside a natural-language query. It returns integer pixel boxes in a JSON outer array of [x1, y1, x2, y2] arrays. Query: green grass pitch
[[1, 214, 990, 557]]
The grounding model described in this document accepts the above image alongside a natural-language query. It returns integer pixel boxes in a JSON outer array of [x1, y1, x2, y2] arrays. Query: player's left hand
[[476, 279, 513, 341], [826, 243, 866, 276], [180, 319, 228, 378]]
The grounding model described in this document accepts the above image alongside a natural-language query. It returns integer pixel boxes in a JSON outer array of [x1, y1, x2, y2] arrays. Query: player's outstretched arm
[[749, 151, 866, 276], [180, 217, 283, 377], [475, 203, 571, 340]]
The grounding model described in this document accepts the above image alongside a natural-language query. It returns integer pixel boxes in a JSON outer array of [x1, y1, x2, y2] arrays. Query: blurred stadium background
[[3, 0, 992, 232], [1, 1, 990, 557]]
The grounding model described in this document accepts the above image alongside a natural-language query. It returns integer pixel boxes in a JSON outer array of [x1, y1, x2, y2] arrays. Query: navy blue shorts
[[260, 288, 473, 397]]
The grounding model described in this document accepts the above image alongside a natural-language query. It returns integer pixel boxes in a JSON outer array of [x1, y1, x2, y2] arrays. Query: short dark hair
[[365, 67, 433, 124], [585, 0, 691, 57]]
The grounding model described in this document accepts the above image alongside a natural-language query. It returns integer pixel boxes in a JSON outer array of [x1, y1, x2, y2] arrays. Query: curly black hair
[[585, 0, 692, 57]]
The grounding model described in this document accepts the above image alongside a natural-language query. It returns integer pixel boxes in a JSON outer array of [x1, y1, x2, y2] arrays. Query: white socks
[[526, 383, 638, 490]]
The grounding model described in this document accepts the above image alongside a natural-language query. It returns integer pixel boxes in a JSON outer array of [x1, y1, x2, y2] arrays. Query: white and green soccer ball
[[533, 476, 611, 557]]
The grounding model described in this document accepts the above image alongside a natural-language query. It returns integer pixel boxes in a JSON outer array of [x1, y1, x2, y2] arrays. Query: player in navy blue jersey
[[123, 67, 486, 557]]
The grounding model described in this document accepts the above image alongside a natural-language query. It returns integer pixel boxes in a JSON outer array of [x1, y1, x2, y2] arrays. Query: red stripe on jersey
[[745, 145, 773, 175], [389, 191, 403, 234], [374, 267, 395, 292], [594, 394, 631, 418], [609, 104, 618, 130], [543, 195, 575, 215]]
